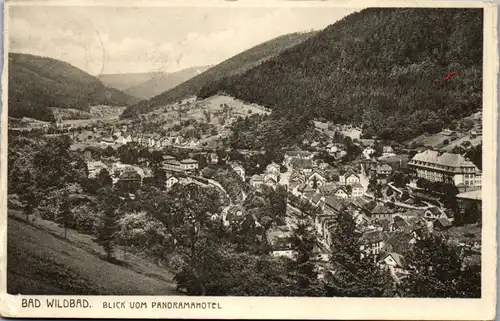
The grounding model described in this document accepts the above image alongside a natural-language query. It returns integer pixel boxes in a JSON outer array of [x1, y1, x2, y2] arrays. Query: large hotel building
[[408, 149, 481, 187]]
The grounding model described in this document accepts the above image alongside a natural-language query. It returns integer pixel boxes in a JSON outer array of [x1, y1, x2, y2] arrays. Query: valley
[[7, 6, 484, 299]]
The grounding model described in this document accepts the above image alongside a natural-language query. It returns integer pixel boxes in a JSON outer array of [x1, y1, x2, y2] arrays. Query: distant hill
[[99, 71, 164, 91], [8, 53, 139, 121], [121, 31, 316, 118], [123, 65, 212, 100], [196, 8, 483, 142]]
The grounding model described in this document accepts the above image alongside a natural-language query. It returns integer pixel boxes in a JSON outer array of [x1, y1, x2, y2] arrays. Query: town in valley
[[7, 7, 483, 298]]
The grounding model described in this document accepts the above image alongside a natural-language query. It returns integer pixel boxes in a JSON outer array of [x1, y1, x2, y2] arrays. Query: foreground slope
[[197, 8, 483, 141], [7, 215, 177, 295], [8, 53, 139, 121], [121, 31, 316, 117]]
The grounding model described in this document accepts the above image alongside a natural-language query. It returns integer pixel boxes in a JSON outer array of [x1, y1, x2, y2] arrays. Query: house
[[318, 183, 337, 196], [115, 133, 132, 145], [408, 149, 481, 186], [362, 147, 375, 160], [390, 216, 408, 232], [433, 217, 453, 231], [165, 174, 179, 189], [375, 164, 392, 184], [351, 183, 364, 198], [266, 162, 281, 175], [328, 145, 338, 155], [264, 175, 277, 188], [100, 137, 115, 146], [359, 231, 385, 258], [290, 158, 314, 174], [250, 174, 264, 188], [362, 201, 395, 220], [231, 163, 245, 181], [87, 161, 109, 178], [440, 129, 457, 137], [209, 153, 219, 165], [163, 154, 176, 164], [157, 137, 170, 149], [334, 187, 349, 199], [116, 170, 142, 191], [180, 159, 198, 171], [307, 171, 327, 188], [310, 193, 325, 207], [339, 171, 360, 186], [323, 196, 346, 215], [270, 236, 294, 259], [318, 162, 331, 171], [424, 207, 445, 220], [378, 252, 408, 276], [382, 146, 395, 156], [284, 150, 314, 167], [456, 189, 482, 223]]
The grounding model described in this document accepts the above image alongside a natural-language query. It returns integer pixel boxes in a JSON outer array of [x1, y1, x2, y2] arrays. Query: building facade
[[408, 149, 481, 186]]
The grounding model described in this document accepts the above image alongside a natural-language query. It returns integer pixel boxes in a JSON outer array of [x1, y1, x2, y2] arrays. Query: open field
[[7, 211, 177, 295]]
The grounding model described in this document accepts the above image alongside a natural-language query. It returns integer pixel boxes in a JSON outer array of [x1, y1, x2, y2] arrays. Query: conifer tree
[[95, 189, 121, 260], [325, 211, 394, 297]]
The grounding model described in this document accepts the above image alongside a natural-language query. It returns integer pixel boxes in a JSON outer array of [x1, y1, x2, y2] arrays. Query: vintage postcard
[[0, 0, 497, 319]]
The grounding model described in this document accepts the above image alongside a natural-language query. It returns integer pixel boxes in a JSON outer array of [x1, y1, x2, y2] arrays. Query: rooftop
[[456, 189, 482, 201], [410, 150, 478, 170], [180, 158, 198, 164]]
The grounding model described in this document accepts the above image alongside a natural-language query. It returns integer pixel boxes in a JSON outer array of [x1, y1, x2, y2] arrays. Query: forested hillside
[[198, 8, 483, 141], [8, 53, 139, 121], [121, 31, 316, 118], [99, 72, 164, 91], [123, 65, 212, 100]]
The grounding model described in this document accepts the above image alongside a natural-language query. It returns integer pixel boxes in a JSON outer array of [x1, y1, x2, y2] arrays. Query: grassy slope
[[122, 31, 316, 118], [7, 213, 177, 295], [8, 53, 139, 121]]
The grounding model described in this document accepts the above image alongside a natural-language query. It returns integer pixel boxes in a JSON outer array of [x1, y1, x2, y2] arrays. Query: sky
[[8, 5, 357, 75]]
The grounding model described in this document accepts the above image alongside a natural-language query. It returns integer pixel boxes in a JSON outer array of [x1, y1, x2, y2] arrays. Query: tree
[[146, 184, 224, 295], [95, 189, 121, 260], [401, 235, 479, 298], [97, 168, 113, 188], [20, 186, 37, 223], [57, 196, 73, 239], [288, 209, 324, 295], [325, 211, 394, 297]]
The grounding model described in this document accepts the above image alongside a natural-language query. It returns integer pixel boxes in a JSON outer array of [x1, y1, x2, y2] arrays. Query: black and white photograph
[[1, 0, 497, 318]]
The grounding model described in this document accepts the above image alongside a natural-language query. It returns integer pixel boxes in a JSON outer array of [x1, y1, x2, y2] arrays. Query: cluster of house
[[100, 130, 200, 149], [86, 160, 152, 187], [249, 162, 282, 188], [312, 196, 461, 281]]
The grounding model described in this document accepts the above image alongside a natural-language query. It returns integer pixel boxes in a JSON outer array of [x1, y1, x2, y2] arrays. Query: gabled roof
[[379, 252, 405, 268], [426, 207, 441, 215], [285, 150, 312, 157], [308, 170, 327, 180], [119, 170, 141, 181], [434, 217, 452, 228], [360, 230, 384, 244], [319, 183, 338, 194], [251, 174, 264, 182], [324, 196, 346, 212], [410, 149, 478, 170], [303, 185, 317, 193], [311, 193, 323, 204]]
